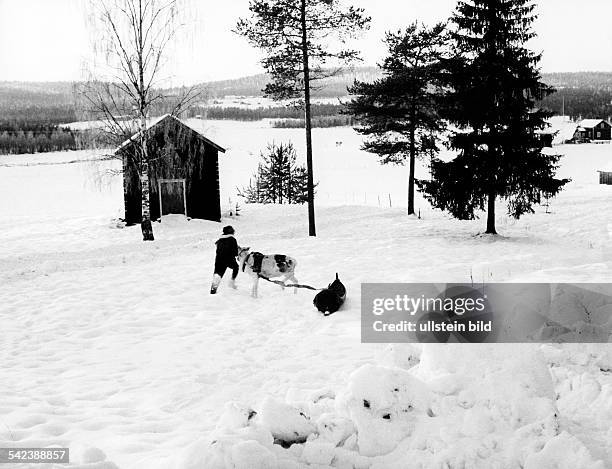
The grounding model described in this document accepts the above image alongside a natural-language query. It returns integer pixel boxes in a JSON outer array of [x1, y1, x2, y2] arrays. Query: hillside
[[198, 69, 612, 99], [2, 70, 612, 127], [543, 72, 612, 90], [201, 66, 382, 98]]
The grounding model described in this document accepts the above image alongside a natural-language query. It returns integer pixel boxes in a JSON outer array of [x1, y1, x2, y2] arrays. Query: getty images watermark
[[361, 283, 612, 343]]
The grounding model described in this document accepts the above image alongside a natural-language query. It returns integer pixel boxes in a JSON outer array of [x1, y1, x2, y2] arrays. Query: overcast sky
[[1, 0, 611, 84]]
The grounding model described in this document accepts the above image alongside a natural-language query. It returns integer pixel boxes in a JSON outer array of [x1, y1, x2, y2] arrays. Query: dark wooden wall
[[121, 118, 221, 225], [599, 171, 612, 185], [538, 133, 553, 148], [593, 122, 611, 140]]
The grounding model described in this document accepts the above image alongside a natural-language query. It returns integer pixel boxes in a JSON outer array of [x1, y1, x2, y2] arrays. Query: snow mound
[[524, 432, 606, 469], [376, 343, 422, 370], [186, 344, 606, 468], [335, 364, 431, 456], [69, 444, 119, 469], [228, 440, 277, 469], [257, 397, 317, 444], [316, 413, 355, 447]]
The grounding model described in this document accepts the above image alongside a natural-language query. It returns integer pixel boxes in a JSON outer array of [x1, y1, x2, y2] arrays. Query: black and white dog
[[313, 274, 346, 316], [237, 247, 299, 298]]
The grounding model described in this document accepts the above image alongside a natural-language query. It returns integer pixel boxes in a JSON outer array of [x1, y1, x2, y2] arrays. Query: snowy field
[[0, 122, 611, 468], [206, 96, 342, 109]]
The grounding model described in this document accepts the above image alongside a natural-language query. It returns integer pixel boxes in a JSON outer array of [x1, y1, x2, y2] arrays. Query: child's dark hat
[[222, 225, 235, 235]]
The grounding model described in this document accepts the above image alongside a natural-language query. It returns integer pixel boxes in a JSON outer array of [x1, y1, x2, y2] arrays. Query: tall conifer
[[418, 0, 569, 234]]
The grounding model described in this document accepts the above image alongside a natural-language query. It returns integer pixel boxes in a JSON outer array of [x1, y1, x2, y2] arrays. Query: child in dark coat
[[210, 225, 239, 294]]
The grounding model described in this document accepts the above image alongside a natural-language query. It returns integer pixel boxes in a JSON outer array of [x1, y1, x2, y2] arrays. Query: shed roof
[[578, 119, 609, 129], [598, 162, 612, 172], [115, 114, 226, 154]]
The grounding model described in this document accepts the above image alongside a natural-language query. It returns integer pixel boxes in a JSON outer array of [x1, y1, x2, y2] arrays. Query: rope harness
[[242, 252, 265, 273], [257, 274, 322, 291]]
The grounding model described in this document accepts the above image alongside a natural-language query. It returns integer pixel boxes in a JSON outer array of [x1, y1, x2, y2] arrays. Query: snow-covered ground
[[0, 124, 611, 468]]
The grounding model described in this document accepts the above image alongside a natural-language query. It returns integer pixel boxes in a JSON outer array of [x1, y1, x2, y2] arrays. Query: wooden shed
[[598, 170, 612, 185], [116, 114, 226, 225]]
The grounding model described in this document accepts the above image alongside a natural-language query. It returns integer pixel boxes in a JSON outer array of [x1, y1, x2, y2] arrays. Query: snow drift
[[184, 344, 607, 469]]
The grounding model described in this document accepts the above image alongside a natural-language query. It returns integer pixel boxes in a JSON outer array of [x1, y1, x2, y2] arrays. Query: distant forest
[[194, 103, 348, 121], [0, 84, 79, 154], [2, 70, 612, 154]]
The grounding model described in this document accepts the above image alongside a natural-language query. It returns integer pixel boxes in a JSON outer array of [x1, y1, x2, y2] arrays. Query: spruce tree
[[238, 142, 314, 204], [346, 23, 447, 215], [418, 0, 569, 234]]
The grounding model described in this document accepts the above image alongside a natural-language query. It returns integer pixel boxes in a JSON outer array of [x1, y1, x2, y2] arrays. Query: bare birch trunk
[[139, 115, 154, 241], [137, 0, 154, 241]]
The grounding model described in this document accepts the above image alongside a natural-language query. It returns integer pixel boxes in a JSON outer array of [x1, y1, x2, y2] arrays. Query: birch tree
[[81, 0, 200, 241]]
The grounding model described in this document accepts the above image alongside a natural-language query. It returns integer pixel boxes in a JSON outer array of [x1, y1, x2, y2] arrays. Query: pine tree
[[418, 0, 569, 234], [238, 142, 315, 204], [236, 0, 370, 236], [346, 23, 447, 215]]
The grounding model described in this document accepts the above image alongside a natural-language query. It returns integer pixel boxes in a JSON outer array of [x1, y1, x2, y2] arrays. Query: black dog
[[313, 273, 346, 316]]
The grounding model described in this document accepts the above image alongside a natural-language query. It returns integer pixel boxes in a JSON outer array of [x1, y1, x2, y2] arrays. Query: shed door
[[158, 179, 187, 216]]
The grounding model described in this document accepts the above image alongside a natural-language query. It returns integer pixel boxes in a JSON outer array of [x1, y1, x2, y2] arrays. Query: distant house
[[115, 114, 226, 225], [575, 119, 611, 142]]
